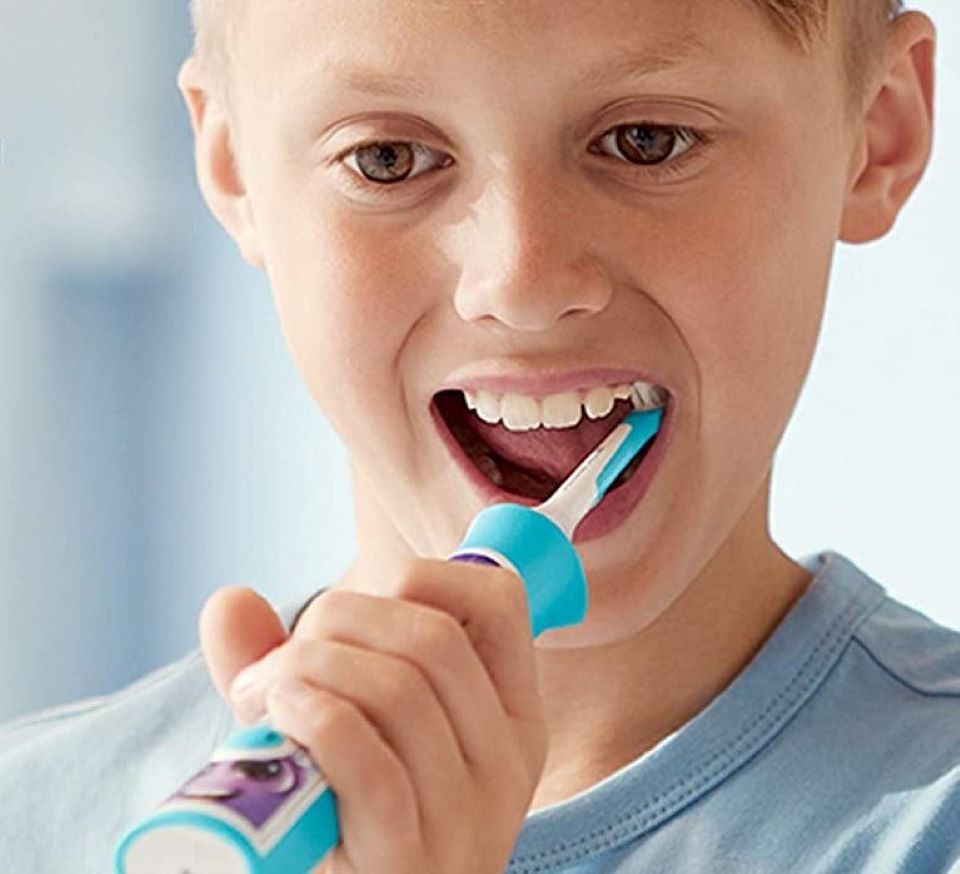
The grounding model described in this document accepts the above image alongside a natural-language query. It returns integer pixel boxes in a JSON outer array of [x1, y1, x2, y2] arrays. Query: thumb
[[198, 585, 288, 705]]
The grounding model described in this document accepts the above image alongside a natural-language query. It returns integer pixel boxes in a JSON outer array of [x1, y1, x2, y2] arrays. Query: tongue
[[468, 399, 635, 482]]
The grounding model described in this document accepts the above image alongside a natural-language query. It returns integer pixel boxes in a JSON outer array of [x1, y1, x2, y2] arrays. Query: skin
[[178, 0, 935, 869]]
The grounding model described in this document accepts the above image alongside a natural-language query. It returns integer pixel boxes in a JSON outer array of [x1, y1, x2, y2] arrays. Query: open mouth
[[432, 383, 667, 504]]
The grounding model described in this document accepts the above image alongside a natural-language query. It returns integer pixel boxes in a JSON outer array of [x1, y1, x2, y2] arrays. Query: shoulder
[[0, 593, 312, 871], [841, 582, 960, 779], [0, 647, 232, 871], [0, 646, 212, 751], [807, 559, 960, 867], [802, 551, 960, 706], [852, 590, 960, 699], [831, 556, 960, 758], [0, 591, 315, 755]]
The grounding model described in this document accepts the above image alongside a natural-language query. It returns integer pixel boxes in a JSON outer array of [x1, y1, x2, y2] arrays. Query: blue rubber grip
[[450, 503, 588, 637]]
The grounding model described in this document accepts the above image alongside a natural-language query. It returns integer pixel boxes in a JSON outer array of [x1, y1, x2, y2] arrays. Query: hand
[[199, 558, 549, 874]]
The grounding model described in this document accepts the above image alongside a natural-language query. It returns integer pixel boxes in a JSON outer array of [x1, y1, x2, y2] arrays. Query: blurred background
[[0, 2, 957, 723]]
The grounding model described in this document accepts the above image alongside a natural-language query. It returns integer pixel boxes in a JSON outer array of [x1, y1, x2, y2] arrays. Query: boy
[[0, 0, 948, 871]]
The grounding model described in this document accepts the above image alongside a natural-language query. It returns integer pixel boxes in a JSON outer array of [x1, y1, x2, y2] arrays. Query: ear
[[839, 11, 936, 244], [176, 57, 265, 270]]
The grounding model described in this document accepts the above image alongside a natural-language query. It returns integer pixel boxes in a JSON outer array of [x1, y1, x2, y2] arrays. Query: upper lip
[[433, 366, 673, 400]]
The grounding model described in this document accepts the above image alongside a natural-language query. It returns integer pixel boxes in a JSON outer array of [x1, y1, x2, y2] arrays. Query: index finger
[[309, 557, 541, 727]]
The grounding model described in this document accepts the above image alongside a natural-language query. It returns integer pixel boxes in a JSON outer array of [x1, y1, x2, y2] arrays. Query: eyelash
[[332, 122, 714, 201]]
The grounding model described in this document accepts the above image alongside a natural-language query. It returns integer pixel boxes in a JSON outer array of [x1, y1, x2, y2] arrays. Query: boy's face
[[220, 0, 855, 643]]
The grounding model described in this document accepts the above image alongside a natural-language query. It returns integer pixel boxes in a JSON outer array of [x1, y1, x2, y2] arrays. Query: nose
[[451, 171, 614, 332]]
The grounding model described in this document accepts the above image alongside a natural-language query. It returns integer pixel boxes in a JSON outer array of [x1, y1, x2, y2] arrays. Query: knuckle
[[311, 640, 343, 677], [294, 588, 347, 638], [270, 640, 301, 679], [413, 609, 462, 659], [283, 636, 336, 685], [382, 659, 427, 709], [308, 693, 355, 740], [311, 586, 352, 614], [389, 556, 430, 600], [269, 683, 351, 740]]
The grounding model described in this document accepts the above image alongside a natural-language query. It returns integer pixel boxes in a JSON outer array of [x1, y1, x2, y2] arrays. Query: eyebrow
[[321, 34, 710, 99]]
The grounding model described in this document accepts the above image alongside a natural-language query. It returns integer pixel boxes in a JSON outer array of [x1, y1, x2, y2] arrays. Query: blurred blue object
[[0, 2, 354, 723]]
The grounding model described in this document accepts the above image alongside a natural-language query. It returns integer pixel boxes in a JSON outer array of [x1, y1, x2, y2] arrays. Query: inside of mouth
[[434, 390, 657, 502]]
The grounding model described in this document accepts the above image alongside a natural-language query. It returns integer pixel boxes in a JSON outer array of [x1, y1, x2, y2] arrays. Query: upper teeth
[[463, 381, 667, 432]]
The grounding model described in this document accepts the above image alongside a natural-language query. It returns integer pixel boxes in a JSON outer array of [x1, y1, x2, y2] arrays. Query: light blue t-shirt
[[3, 550, 960, 872]]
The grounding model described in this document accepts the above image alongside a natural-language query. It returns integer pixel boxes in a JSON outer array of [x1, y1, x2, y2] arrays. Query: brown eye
[[354, 142, 417, 183], [339, 140, 452, 192], [592, 123, 704, 172], [615, 125, 676, 164]]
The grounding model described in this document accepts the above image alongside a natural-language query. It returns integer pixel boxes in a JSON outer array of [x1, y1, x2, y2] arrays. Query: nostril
[[452, 260, 613, 332]]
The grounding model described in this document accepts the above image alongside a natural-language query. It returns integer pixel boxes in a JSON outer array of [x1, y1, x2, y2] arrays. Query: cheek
[[260, 196, 430, 431], [659, 124, 842, 484]]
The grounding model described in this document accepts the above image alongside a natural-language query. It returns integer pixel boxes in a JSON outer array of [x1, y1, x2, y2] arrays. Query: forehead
[[235, 0, 835, 116]]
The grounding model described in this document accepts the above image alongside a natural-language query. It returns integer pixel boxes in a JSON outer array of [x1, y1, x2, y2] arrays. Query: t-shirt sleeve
[[0, 648, 233, 872]]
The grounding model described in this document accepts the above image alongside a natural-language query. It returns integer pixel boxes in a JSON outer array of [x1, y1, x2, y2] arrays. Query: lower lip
[[430, 397, 675, 544]]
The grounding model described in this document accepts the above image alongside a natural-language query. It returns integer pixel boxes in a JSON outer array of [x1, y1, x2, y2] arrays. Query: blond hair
[[187, 0, 242, 112]]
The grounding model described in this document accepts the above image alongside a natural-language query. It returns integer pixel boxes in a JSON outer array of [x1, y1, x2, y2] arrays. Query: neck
[[528, 475, 811, 810]]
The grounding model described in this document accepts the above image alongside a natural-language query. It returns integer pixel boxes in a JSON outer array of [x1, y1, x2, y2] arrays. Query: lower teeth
[[474, 453, 504, 486]]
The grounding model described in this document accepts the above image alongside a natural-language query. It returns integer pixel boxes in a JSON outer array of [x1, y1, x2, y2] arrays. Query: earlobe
[[838, 11, 936, 245], [176, 58, 266, 270]]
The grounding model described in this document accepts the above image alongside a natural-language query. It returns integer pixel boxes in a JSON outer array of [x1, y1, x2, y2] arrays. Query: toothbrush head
[[593, 407, 664, 505], [534, 405, 664, 538]]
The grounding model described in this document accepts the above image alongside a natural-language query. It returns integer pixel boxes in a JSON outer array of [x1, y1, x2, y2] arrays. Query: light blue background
[[0, 2, 956, 723]]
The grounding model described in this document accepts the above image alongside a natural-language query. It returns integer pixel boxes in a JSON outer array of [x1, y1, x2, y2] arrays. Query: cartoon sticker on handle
[[174, 728, 320, 835], [116, 724, 338, 873]]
